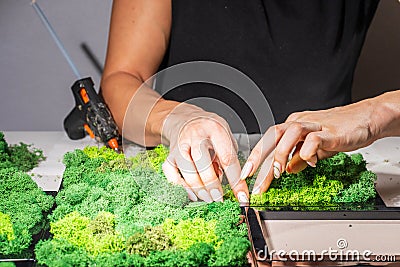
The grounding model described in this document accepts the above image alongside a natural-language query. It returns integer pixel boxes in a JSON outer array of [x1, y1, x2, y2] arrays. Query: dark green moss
[[126, 226, 172, 257], [0, 132, 45, 172], [0, 132, 52, 257]]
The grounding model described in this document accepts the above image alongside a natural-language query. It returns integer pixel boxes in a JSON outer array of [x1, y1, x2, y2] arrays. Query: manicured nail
[[240, 162, 253, 180], [210, 189, 223, 202], [252, 186, 261, 195], [198, 189, 213, 203], [186, 188, 198, 202], [307, 161, 316, 168], [237, 191, 249, 203], [217, 167, 224, 179], [273, 161, 281, 179]]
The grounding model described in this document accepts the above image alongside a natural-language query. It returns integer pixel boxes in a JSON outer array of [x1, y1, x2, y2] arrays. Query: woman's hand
[[240, 91, 400, 194], [101, 1, 249, 203], [161, 103, 249, 203]]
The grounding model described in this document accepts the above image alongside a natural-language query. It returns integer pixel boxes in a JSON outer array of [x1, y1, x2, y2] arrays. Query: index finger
[[240, 125, 285, 180], [210, 132, 249, 204], [252, 152, 274, 195]]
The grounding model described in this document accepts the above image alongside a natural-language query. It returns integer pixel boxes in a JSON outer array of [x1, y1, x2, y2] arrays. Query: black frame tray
[[253, 194, 400, 220]]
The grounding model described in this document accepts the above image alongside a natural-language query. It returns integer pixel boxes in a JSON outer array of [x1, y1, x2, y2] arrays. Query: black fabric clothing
[[159, 0, 379, 133]]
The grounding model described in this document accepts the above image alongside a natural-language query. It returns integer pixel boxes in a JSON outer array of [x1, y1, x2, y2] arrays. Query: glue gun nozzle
[[107, 138, 121, 153]]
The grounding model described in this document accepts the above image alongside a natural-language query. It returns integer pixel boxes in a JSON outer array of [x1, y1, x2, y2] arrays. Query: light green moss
[[0, 212, 14, 241], [162, 218, 220, 250]]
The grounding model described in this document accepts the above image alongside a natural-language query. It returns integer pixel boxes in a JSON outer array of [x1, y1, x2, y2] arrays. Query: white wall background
[[0, 0, 112, 130], [0, 0, 399, 131]]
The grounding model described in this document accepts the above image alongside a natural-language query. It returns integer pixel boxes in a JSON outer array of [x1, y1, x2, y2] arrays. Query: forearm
[[102, 72, 180, 147], [373, 90, 400, 139], [101, 0, 173, 146]]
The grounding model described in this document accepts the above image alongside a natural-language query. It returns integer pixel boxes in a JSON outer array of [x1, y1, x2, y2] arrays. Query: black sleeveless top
[[158, 0, 379, 133]]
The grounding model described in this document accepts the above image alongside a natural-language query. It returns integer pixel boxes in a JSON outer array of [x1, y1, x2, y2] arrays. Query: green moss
[[0, 167, 53, 256], [50, 211, 125, 256], [0, 212, 14, 241], [250, 152, 376, 207], [51, 173, 141, 223], [126, 226, 172, 257], [92, 252, 145, 267], [121, 196, 186, 232], [38, 146, 248, 266], [209, 236, 250, 267], [334, 171, 377, 203], [162, 218, 219, 250], [35, 239, 91, 267], [50, 211, 91, 248], [144, 250, 182, 267], [0, 132, 45, 172], [145, 242, 214, 267], [62, 149, 90, 168], [130, 168, 189, 208], [7, 144, 45, 172], [104, 174, 141, 213], [89, 211, 117, 235], [83, 146, 125, 162], [147, 145, 169, 173], [36, 238, 145, 267], [185, 242, 215, 267], [97, 157, 133, 173]]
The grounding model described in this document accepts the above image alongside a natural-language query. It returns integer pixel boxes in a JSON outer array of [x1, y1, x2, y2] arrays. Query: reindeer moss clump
[[36, 146, 249, 267], [0, 132, 45, 172], [250, 152, 377, 207], [0, 132, 52, 258]]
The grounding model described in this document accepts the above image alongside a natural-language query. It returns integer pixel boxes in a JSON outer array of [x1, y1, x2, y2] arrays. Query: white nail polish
[[240, 162, 253, 180], [273, 161, 281, 171], [198, 189, 213, 203], [273, 161, 281, 179], [273, 167, 281, 179], [252, 187, 261, 195], [237, 191, 249, 203], [186, 189, 198, 202], [307, 161, 316, 168], [210, 189, 223, 202]]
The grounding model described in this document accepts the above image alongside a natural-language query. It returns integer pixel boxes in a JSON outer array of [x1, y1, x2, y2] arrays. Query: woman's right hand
[[161, 103, 249, 203]]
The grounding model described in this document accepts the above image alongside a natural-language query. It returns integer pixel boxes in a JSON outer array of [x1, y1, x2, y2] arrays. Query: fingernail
[[218, 167, 224, 179], [273, 161, 281, 179], [210, 188, 223, 202], [307, 161, 316, 168], [186, 188, 198, 202], [237, 191, 249, 203], [240, 162, 253, 180], [252, 187, 261, 195], [198, 189, 213, 203]]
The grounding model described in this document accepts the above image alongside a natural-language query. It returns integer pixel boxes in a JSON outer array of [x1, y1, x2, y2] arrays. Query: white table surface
[[353, 137, 400, 207], [3, 131, 97, 191], [3, 132, 400, 207]]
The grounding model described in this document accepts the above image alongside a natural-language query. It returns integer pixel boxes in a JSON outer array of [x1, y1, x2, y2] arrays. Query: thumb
[[286, 143, 309, 174]]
